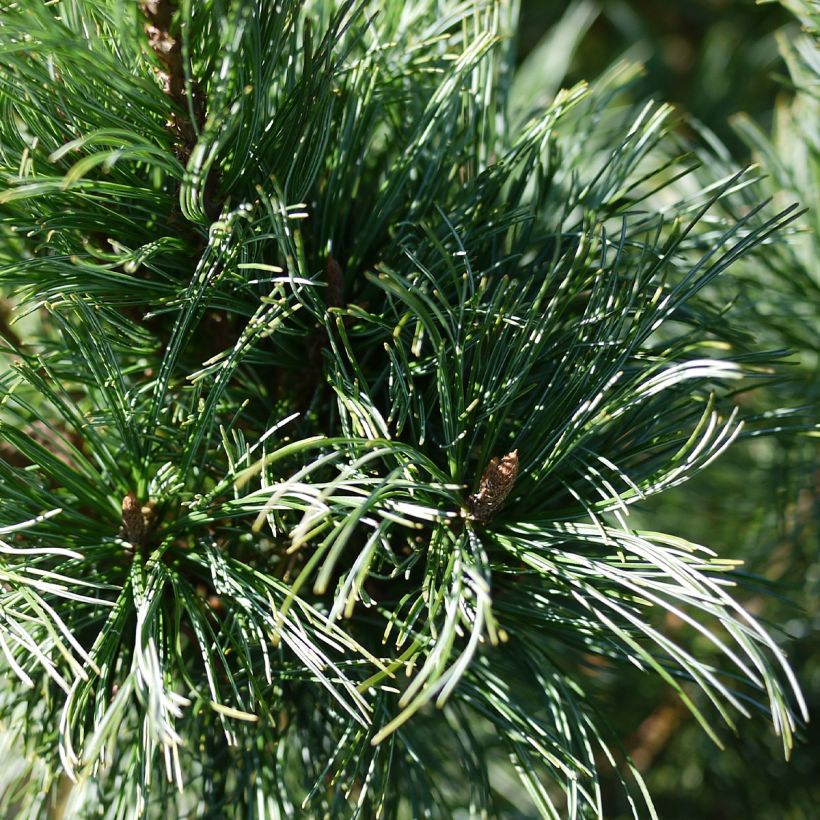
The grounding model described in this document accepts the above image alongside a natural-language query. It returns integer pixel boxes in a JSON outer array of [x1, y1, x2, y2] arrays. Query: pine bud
[[468, 449, 519, 521], [121, 492, 147, 546]]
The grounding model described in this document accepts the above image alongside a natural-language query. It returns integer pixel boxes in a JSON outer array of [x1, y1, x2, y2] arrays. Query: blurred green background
[[517, 1, 818, 817], [518, 0, 790, 152]]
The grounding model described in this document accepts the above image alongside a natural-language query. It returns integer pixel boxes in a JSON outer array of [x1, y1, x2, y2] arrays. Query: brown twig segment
[[140, 0, 205, 163], [325, 255, 345, 309], [468, 449, 519, 522], [627, 699, 686, 771]]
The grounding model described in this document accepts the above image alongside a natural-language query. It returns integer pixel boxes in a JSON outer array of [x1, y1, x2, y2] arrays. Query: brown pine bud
[[468, 450, 519, 522], [122, 492, 146, 546]]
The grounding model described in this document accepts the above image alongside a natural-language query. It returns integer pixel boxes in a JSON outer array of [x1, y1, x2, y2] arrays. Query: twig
[[140, 0, 219, 218]]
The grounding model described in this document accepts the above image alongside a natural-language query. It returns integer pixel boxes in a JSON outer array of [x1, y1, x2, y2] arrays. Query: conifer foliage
[[0, 1, 808, 817]]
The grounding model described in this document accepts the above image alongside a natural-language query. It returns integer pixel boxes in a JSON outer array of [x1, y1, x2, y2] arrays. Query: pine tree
[[0, 1, 809, 817]]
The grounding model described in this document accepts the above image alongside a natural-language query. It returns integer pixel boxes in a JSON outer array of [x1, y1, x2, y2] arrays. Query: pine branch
[[0, 1, 811, 817]]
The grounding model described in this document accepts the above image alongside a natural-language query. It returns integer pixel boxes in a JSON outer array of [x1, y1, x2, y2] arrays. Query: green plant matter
[[603, 1, 820, 815], [517, 3, 819, 816], [0, 1, 811, 817], [518, 0, 791, 154]]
